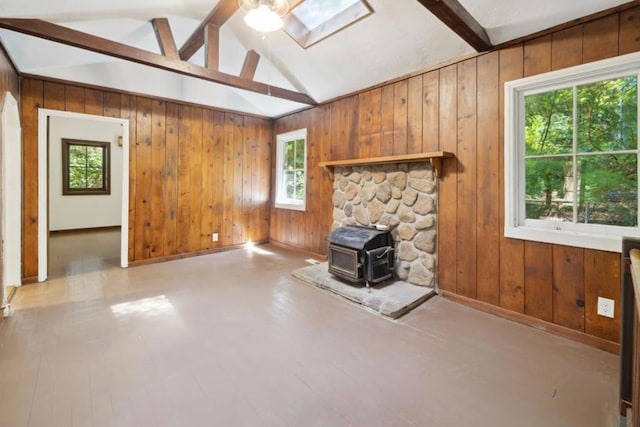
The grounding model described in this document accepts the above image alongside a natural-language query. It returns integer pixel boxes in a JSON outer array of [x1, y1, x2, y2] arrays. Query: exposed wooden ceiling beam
[[0, 18, 316, 105], [151, 18, 179, 58], [204, 23, 220, 70], [416, 0, 492, 52], [179, 0, 238, 61], [240, 50, 260, 80]]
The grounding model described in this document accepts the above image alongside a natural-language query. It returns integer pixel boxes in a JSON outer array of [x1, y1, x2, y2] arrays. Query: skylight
[[283, 0, 373, 49], [292, 0, 360, 31]]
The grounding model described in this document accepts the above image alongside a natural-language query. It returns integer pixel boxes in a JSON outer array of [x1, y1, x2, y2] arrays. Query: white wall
[[49, 116, 123, 231]]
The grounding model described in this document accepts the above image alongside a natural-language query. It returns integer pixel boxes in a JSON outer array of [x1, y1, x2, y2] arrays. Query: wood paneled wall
[[0, 47, 18, 105], [20, 78, 271, 279], [272, 7, 640, 345]]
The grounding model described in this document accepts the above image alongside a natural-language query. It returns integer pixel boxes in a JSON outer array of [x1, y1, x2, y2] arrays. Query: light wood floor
[[0, 232, 620, 426]]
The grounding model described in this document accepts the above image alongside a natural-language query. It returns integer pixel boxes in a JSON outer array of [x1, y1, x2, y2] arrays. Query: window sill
[[275, 201, 306, 212], [504, 224, 640, 253]]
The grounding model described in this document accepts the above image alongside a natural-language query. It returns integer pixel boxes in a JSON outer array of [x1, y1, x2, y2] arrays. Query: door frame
[[1, 91, 21, 310], [37, 109, 130, 282]]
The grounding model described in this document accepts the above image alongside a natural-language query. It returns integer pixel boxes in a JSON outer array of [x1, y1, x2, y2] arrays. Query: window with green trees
[[62, 139, 110, 195], [275, 129, 306, 211], [505, 53, 640, 252]]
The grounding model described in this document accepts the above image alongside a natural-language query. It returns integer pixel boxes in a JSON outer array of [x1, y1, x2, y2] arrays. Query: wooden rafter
[[179, 0, 238, 60], [240, 50, 260, 80], [151, 18, 179, 58], [204, 23, 220, 70], [0, 18, 316, 105], [416, 0, 492, 52]]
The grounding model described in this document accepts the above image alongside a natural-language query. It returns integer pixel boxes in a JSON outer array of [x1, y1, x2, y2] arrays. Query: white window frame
[[505, 51, 640, 253], [275, 128, 307, 211]]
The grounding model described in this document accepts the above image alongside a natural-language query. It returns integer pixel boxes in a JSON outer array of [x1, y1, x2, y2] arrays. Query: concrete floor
[[0, 231, 620, 426]]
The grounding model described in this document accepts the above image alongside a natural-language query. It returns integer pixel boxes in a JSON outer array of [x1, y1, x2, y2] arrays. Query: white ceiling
[[0, 0, 630, 118]]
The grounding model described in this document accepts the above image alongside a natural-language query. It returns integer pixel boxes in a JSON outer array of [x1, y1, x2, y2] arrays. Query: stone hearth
[[331, 162, 437, 288]]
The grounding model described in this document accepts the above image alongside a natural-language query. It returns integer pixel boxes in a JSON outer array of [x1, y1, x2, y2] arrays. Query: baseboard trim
[[268, 240, 327, 261], [22, 276, 38, 285], [441, 290, 620, 355], [128, 240, 269, 267]]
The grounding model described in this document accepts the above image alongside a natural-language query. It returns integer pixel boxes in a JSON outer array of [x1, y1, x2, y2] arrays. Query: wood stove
[[326, 225, 395, 287]]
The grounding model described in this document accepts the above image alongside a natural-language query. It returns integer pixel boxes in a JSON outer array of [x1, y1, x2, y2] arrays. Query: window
[[283, 0, 373, 49], [275, 128, 307, 211], [505, 52, 640, 252], [62, 139, 110, 195]]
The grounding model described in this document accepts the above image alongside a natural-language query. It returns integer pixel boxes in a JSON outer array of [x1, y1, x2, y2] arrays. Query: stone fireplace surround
[[330, 161, 437, 288]]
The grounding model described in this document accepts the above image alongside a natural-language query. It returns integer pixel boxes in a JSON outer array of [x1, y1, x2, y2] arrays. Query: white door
[[1, 92, 22, 309]]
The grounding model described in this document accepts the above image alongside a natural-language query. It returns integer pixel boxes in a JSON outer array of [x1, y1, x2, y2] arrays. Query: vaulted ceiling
[[0, 0, 631, 117]]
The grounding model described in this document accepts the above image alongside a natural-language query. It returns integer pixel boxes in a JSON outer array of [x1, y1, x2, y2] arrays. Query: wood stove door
[[328, 245, 361, 282]]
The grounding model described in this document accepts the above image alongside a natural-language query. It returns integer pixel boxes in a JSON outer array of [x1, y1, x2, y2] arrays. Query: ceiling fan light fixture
[[239, 0, 289, 33]]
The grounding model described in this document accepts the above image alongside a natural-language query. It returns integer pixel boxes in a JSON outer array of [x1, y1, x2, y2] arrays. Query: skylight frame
[[282, 0, 373, 49]]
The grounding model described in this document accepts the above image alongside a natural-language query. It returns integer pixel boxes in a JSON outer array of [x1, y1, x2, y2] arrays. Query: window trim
[[275, 128, 307, 211], [504, 51, 640, 253], [62, 138, 111, 196]]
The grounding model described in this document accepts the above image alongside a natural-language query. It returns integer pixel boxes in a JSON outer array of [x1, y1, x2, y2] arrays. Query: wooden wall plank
[[583, 14, 619, 63], [584, 250, 621, 342], [222, 113, 236, 244], [407, 75, 423, 154], [150, 100, 166, 257], [211, 111, 225, 247], [524, 35, 552, 77], [134, 98, 152, 260], [242, 116, 255, 242], [358, 90, 373, 158], [422, 70, 439, 152], [84, 88, 104, 116], [524, 241, 553, 322], [475, 52, 500, 305], [620, 6, 640, 54], [498, 45, 525, 313], [103, 92, 121, 118], [64, 85, 85, 113], [380, 86, 394, 156], [551, 26, 583, 70], [176, 105, 192, 253], [163, 102, 178, 255], [120, 94, 137, 263], [200, 110, 215, 249], [552, 245, 585, 331], [232, 113, 244, 245], [437, 64, 457, 293], [392, 80, 408, 155], [43, 82, 65, 110], [189, 107, 204, 252], [21, 79, 43, 279], [455, 58, 477, 299], [368, 88, 382, 157]]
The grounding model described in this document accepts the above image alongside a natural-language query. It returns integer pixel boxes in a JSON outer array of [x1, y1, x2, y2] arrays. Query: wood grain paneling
[[498, 45, 525, 314], [21, 79, 42, 280], [475, 52, 500, 306], [552, 245, 585, 331], [271, 6, 640, 347], [20, 78, 271, 276], [437, 64, 457, 293], [456, 58, 477, 299]]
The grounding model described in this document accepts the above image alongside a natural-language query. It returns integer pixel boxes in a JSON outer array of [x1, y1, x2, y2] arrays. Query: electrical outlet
[[212, 233, 219, 242], [597, 297, 614, 318]]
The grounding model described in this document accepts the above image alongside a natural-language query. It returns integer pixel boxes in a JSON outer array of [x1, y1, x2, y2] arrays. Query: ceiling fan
[[237, 0, 290, 32]]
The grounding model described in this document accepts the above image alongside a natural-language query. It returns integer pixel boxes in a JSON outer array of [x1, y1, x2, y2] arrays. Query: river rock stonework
[[331, 163, 437, 287]]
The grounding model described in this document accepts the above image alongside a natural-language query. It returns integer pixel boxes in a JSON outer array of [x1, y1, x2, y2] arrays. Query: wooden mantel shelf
[[319, 151, 454, 178]]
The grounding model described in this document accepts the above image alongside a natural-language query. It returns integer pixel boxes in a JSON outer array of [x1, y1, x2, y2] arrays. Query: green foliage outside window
[[524, 76, 638, 226], [283, 138, 305, 201], [62, 139, 110, 195]]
